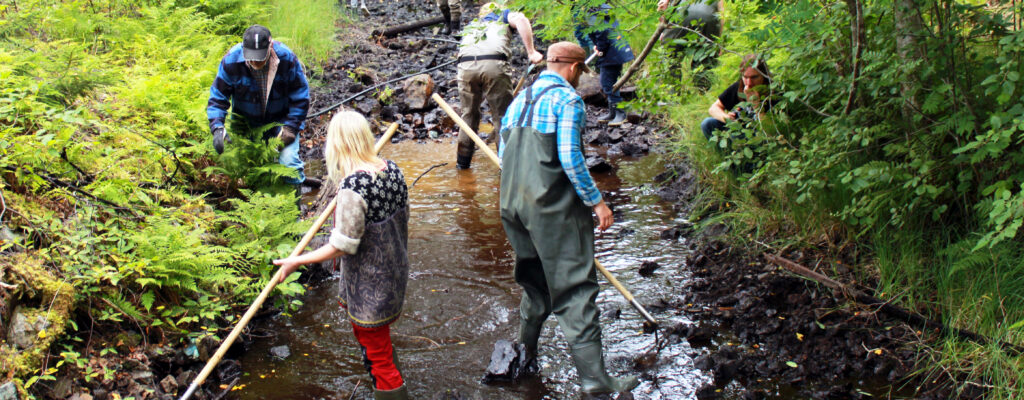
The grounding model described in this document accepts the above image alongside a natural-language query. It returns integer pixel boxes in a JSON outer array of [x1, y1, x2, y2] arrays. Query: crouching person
[[274, 111, 410, 400]]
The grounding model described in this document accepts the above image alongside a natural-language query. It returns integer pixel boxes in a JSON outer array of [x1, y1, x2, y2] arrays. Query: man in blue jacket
[[574, 4, 634, 127], [207, 24, 310, 185]]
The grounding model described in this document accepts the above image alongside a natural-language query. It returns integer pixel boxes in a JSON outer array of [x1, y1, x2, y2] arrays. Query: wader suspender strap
[[515, 83, 568, 129]]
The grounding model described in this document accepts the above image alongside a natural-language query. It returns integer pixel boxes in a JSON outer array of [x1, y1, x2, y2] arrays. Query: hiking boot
[[448, 16, 461, 36], [570, 341, 639, 399], [597, 106, 616, 123], [607, 109, 627, 127], [373, 384, 409, 400], [439, 5, 452, 34]]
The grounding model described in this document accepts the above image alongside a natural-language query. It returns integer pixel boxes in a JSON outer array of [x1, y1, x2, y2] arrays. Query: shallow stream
[[228, 140, 707, 399]]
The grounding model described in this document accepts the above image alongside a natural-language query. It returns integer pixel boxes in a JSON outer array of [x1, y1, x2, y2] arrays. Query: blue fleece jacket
[[206, 42, 310, 134]]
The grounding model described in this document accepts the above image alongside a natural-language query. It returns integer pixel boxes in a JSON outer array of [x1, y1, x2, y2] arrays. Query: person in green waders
[[497, 41, 639, 399]]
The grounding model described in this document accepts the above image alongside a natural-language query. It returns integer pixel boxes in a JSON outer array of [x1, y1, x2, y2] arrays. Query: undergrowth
[[512, 0, 1024, 397], [0, 0, 339, 395]]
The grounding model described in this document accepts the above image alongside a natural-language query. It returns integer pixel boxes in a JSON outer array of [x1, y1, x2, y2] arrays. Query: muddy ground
[[26, 1, 976, 399]]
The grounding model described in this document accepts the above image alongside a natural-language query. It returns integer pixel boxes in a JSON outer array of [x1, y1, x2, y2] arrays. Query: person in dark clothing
[[701, 54, 773, 140], [274, 111, 410, 400], [574, 4, 635, 126], [206, 24, 310, 185]]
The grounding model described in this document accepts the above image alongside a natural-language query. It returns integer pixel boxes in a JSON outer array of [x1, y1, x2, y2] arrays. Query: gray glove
[[212, 127, 231, 154]]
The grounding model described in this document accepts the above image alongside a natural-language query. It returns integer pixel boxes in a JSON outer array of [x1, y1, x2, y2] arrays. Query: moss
[[0, 251, 76, 380]]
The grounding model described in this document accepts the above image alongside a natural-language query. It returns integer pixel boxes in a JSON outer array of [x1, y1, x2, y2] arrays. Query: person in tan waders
[[497, 41, 639, 400], [453, 2, 543, 169]]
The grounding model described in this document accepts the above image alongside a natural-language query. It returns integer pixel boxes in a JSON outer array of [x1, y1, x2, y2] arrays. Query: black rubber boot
[[597, 105, 616, 123], [439, 5, 452, 34], [448, 14, 461, 36], [607, 108, 627, 127], [456, 154, 472, 170]]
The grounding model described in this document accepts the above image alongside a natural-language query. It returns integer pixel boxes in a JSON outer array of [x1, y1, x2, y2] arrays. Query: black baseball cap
[[242, 25, 272, 62]]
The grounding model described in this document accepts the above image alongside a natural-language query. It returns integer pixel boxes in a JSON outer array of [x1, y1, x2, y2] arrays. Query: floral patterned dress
[[328, 160, 410, 328]]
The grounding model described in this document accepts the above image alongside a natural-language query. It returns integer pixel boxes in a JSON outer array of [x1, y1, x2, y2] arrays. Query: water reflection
[[230, 140, 707, 399]]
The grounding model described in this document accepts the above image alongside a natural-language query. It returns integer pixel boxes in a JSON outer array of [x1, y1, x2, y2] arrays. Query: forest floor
[[28, 1, 974, 399]]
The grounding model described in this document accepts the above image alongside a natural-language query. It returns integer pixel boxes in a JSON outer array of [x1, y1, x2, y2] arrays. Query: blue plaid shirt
[[498, 71, 603, 206]]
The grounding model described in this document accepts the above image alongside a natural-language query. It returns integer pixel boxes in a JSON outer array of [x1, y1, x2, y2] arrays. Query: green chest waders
[[498, 84, 638, 397]]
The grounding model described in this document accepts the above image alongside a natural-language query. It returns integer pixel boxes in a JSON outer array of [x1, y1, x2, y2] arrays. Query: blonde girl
[[275, 111, 410, 399]]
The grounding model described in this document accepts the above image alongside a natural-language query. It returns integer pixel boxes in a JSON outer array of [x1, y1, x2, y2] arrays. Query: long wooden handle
[[595, 260, 657, 325], [180, 122, 400, 400], [432, 95, 659, 327], [431, 93, 502, 168]]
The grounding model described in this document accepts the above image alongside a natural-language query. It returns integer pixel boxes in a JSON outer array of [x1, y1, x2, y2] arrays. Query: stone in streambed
[[402, 74, 435, 110], [269, 345, 291, 360], [481, 340, 531, 383]]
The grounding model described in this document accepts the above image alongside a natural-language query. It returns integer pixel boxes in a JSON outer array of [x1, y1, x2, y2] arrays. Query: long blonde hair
[[324, 111, 381, 184]]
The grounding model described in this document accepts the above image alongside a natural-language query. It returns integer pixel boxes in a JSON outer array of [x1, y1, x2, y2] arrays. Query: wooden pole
[[611, 21, 668, 93], [432, 94, 658, 327], [179, 122, 400, 400], [431, 93, 502, 168]]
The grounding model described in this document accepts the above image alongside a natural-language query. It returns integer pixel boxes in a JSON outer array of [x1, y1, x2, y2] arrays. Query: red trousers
[[351, 322, 404, 390]]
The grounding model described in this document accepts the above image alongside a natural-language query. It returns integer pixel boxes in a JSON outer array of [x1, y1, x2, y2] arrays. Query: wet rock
[[269, 345, 291, 360], [695, 383, 720, 399], [402, 74, 435, 110], [9, 306, 49, 349], [122, 357, 146, 372], [638, 261, 660, 277], [49, 376, 74, 399], [159, 375, 178, 395], [176, 370, 196, 392], [131, 370, 154, 382], [215, 359, 242, 382], [693, 353, 714, 370], [585, 155, 612, 172], [576, 74, 606, 106], [354, 96, 381, 116], [352, 66, 379, 85], [585, 130, 609, 145], [686, 324, 715, 346], [481, 340, 531, 383], [660, 222, 694, 240], [197, 335, 218, 362], [601, 306, 621, 320]]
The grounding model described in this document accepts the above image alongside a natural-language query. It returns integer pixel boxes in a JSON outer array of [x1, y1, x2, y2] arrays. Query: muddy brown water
[[228, 141, 707, 399]]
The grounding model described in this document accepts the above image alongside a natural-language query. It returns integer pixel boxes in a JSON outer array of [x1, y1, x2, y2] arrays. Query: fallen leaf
[[786, 361, 798, 368], [796, 333, 804, 341]]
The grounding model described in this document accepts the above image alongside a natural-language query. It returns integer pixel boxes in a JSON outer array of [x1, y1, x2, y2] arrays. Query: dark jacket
[[206, 42, 309, 134], [574, 5, 634, 67]]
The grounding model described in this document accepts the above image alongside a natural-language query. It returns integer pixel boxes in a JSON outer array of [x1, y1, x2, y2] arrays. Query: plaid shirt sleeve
[[556, 95, 602, 206]]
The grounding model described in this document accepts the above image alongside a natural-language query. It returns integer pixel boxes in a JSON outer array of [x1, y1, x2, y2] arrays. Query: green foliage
[[218, 190, 309, 304], [1, 0, 323, 393], [203, 124, 299, 193], [515, 0, 1024, 395]]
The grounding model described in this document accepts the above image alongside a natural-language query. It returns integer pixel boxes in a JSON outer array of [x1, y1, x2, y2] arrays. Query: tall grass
[[258, 0, 343, 74]]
